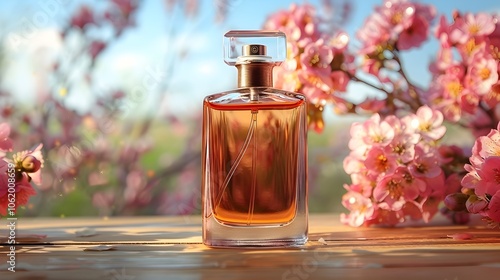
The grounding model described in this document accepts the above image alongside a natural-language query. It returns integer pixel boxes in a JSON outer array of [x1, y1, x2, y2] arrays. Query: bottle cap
[[223, 30, 286, 66]]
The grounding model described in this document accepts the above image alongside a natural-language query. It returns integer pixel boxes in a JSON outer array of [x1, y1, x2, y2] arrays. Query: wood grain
[[1, 214, 499, 280]]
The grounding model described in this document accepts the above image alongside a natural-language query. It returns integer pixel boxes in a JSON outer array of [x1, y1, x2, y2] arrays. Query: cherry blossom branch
[[391, 50, 424, 110]]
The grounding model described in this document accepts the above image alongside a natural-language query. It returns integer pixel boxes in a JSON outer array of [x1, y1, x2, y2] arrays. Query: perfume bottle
[[202, 30, 308, 247]]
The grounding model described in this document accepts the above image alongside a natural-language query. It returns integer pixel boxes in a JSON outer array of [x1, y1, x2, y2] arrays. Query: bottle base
[[202, 212, 308, 248], [204, 236, 308, 248]]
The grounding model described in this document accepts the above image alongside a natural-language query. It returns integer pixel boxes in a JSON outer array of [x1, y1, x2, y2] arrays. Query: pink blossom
[[13, 144, 44, 186], [357, 0, 435, 52], [468, 108, 496, 138], [300, 40, 333, 76], [444, 173, 464, 195], [365, 147, 398, 174], [402, 200, 423, 221], [419, 196, 442, 223], [373, 167, 420, 211], [483, 82, 500, 109], [70, 5, 95, 30], [412, 2, 436, 24], [0, 160, 37, 216], [434, 15, 451, 43], [298, 67, 332, 92], [457, 13, 496, 39], [439, 65, 465, 98], [378, 0, 416, 35], [410, 106, 446, 141], [432, 37, 454, 71], [273, 68, 300, 93], [263, 8, 292, 31], [447, 13, 495, 45], [344, 183, 372, 198], [385, 136, 416, 163], [408, 146, 442, 178], [11, 174, 36, 204], [461, 164, 480, 189], [0, 160, 9, 198], [465, 50, 498, 95], [357, 14, 390, 54], [374, 208, 405, 226], [438, 144, 469, 165], [421, 170, 446, 197], [0, 122, 13, 156], [348, 114, 395, 150], [330, 71, 349, 92], [475, 157, 500, 196], [329, 32, 350, 53], [265, 4, 320, 45], [388, 116, 420, 163], [447, 233, 474, 240], [343, 154, 364, 175], [486, 190, 500, 223], [397, 12, 429, 50], [460, 89, 480, 114], [476, 129, 500, 163], [299, 84, 330, 105], [433, 100, 462, 122], [341, 191, 375, 227], [288, 4, 320, 44]]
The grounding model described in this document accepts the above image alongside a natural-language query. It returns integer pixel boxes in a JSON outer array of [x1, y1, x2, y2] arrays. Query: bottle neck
[[236, 62, 274, 88]]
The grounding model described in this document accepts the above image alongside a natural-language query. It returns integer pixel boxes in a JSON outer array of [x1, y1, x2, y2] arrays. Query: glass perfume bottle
[[202, 30, 308, 247]]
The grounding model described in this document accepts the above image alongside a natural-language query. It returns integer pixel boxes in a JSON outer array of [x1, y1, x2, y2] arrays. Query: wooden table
[[1, 214, 500, 279]]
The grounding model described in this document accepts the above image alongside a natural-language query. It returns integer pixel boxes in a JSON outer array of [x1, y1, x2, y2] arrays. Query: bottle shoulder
[[204, 87, 306, 110]]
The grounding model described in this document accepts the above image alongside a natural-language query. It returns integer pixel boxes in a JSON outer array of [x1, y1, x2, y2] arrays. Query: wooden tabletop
[[1, 214, 500, 280]]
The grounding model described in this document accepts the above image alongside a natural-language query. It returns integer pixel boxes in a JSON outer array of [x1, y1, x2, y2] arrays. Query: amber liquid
[[204, 98, 305, 226]]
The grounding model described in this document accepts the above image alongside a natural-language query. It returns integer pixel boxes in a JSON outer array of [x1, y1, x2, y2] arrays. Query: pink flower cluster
[[0, 123, 43, 216], [264, 4, 355, 132], [266, 0, 500, 228], [357, 0, 436, 76], [428, 12, 500, 133], [341, 106, 449, 227], [459, 122, 500, 228]]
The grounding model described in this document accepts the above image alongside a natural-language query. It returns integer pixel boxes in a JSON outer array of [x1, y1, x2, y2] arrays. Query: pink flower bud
[[21, 155, 42, 173], [444, 193, 468, 212], [466, 195, 488, 214]]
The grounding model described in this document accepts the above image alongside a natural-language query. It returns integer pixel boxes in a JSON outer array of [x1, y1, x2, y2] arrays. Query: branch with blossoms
[[1, 0, 242, 217], [265, 0, 500, 227]]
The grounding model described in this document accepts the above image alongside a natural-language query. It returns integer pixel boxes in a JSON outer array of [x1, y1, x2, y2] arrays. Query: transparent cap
[[223, 30, 286, 66]]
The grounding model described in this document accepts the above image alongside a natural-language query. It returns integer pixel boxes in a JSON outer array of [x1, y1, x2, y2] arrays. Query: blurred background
[[0, 0, 498, 217]]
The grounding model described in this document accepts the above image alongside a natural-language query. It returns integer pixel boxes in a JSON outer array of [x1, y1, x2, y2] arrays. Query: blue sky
[[1, 0, 499, 117]]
